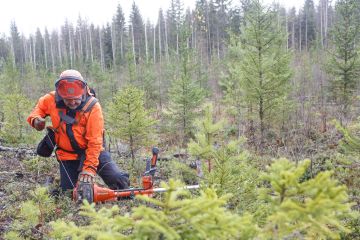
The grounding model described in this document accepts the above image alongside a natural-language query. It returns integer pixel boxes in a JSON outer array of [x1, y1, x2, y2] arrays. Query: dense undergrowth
[[0, 106, 359, 239]]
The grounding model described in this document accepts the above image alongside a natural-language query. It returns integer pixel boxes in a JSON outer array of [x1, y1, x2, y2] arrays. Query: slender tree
[[102, 23, 113, 68], [129, 2, 145, 64], [326, 0, 360, 124], [166, 28, 205, 146], [112, 4, 126, 65], [9, 21, 25, 70], [302, 0, 316, 50], [260, 159, 352, 239], [106, 85, 156, 163], [235, 0, 292, 150], [221, 33, 246, 139], [213, 0, 231, 58]]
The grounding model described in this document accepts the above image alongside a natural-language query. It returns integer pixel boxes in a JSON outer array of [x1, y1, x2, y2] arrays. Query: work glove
[[33, 117, 46, 131], [78, 171, 95, 184]]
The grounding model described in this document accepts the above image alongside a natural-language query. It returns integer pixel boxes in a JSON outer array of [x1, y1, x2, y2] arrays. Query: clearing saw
[[73, 147, 199, 203]]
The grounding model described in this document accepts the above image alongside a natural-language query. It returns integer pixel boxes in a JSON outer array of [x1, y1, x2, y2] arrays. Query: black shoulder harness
[[57, 96, 98, 157]]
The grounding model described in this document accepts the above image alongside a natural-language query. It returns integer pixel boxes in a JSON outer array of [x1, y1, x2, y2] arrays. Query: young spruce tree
[[106, 85, 156, 164], [259, 159, 353, 239], [0, 91, 37, 144], [221, 33, 245, 140], [5, 187, 55, 239], [230, 0, 292, 149], [188, 103, 260, 213], [166, 27, 205, 146], [50, 180, 259, 239], [326, 0, 360, 124]]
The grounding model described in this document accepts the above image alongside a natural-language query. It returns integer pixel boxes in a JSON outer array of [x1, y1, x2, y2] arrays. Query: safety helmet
[[55, 70, 87, 99]]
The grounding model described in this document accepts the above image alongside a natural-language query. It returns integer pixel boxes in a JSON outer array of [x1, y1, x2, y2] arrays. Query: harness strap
[[58, 96, 98, 160], [65, 109, 84, 154], [81, 96, 98, 113], [51, 92, 99, 179], [59, 112, 76, 124]]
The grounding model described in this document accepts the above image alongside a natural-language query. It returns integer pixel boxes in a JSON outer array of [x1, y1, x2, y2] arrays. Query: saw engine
[[73, 147, 160, 203]]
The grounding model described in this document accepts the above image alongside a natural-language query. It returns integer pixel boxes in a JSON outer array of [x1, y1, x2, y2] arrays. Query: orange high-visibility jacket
[[27, 91, 104, 174]]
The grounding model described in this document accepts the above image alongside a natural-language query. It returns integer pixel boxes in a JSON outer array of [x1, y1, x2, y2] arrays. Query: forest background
[[0, 0, 359, 239]]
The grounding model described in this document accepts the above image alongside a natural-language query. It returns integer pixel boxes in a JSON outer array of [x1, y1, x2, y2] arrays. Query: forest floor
[[0, 151, 33, 234], [0, 148, 192, 237], [1, 138, 359, 238]]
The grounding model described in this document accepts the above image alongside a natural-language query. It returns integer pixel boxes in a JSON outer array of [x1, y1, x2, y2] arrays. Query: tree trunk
[[320, 0, 324, 47], [193, 18, 196, 49], [33, 37, 36, 68], [28, 39, 34, 68], [111, 24, 116, 66], [10, 40, 15, 67], [292, 21, 295, 49], [68, 27, 73, 67], [305, 12, 308, 50], [131, 25, 136, 66], [206, 6, 211, 63], [23, 37, 28, 66], [129, 135, 135, 166], [319, 69, 327, 132], [79, 28, 83, 62], [324, 0, 328, 46], [50, 38, 55, 73], [165, 19, 169, 60], [217, 28, 220, 59], [158, 20, 162, 62], [99, 28, 105, 71], [120, 30, 124, 61], [299, 15, 302, 52], [176, 27, 179, 55], [44, 37, 48, 69], [259, 96, 265, 152], [153, 26, 156, 63], [285, 14, 289, 50], [144, 23, 149, 62], [57, 35, 62, 66], [89, 28, 94, 63]]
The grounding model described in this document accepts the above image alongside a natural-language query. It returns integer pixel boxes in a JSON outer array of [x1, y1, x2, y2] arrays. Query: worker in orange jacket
[[27, 69, 129, 192]]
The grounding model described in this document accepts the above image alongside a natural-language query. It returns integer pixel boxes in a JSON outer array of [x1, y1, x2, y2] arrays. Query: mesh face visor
[[56, 78, 86, 99]]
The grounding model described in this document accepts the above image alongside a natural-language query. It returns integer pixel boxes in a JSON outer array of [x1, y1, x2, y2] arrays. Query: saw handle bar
[[151, 147, 159, 168], [145, 147, 159, 178], [144, 167, 156, 176]]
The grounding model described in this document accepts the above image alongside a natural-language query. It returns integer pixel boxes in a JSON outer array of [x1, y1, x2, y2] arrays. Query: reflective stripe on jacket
[[27, 91, 104, 174]]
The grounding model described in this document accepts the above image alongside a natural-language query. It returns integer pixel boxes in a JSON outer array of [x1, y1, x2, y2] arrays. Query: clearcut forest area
[[0, 0, 359, 239]]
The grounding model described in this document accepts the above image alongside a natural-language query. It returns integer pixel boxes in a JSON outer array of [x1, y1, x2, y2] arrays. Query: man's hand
[[33, 117, 46, 131], [78, 171, 95, 183]]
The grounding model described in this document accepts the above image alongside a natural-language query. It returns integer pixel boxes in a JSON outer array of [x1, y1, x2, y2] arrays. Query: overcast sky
[[0, 0, 308, 37]]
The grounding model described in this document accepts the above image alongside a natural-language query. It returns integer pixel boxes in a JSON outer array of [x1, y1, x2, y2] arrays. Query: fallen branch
[[335, 163, 360, 169], [0, 145, 36, 156]]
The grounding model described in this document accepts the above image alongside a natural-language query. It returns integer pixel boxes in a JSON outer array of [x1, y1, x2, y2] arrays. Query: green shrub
[[5, 187, 56, 239], [258, 159, 354, 239], [51, 179, 259, 239]]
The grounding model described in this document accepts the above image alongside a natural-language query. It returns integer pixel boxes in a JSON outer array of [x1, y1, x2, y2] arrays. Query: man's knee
[[97, 152, 130, 190], [103, 170, 129, 190], [99, 151, 112, 164], [115, 171, 130, 189]]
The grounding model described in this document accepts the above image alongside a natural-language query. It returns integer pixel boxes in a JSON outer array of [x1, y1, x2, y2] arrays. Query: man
[[27, 69, 129, 192]]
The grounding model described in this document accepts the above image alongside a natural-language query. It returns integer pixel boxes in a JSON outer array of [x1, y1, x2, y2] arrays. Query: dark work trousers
[[59, 151, 129, 191]]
